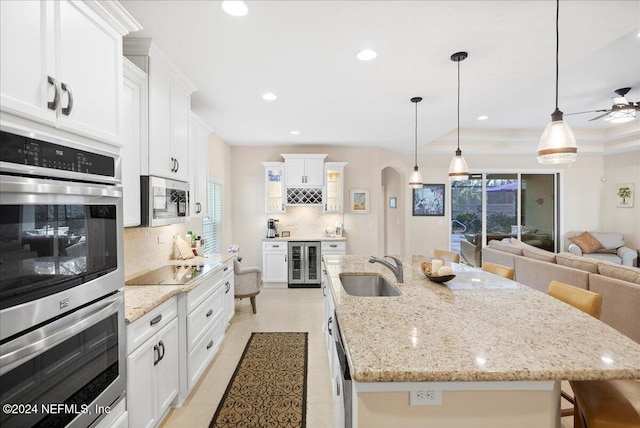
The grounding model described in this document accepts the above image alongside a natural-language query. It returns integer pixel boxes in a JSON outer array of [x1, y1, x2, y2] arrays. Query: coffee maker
[[266, 218, 279, 238]]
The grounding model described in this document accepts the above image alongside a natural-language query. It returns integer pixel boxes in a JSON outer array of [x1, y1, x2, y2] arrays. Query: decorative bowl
[[424, 273, 456, 283]]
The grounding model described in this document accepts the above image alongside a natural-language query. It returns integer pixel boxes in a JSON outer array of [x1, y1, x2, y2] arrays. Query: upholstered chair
[[432, 249, 460, 264], [233, 259, 262, 314], [481, 262, 515, 280]]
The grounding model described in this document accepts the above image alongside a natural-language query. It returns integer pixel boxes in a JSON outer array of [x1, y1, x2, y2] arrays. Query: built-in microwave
[[140, 175, 190, 227]]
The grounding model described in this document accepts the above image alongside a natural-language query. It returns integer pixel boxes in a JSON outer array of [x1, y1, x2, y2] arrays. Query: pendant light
[[537, 0, 577, 164], [448, 51, 469, 181], [409, 97, 424, 188]]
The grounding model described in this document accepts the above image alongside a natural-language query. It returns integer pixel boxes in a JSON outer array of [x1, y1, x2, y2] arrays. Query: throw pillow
[[568, 232, 603, 254]]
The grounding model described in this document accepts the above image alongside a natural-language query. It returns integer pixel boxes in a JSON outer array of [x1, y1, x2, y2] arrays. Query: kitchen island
[[323, 255, 640, 428]]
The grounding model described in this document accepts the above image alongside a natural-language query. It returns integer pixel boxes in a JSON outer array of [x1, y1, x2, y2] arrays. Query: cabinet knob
[[206, 340, 214, 350], [206, 309, 214, 317]]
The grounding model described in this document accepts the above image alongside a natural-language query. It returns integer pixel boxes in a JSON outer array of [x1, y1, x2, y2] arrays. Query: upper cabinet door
[[56, 1, 123, 146], [284, 158, 306, 186], [147, 58, 173, 178], [170, 83, 190, 182], [0, 1, 56, 125], [304, 158, 325, 187]]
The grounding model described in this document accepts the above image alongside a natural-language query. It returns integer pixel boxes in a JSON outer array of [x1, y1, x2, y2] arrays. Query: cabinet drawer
[[187, 314, 224, 390], [321, 241, 346, 253], [186, 284, 224, 353], [263, 241, 287, 252], [186, 269, 223, 313], [126, 297, 177, 353]]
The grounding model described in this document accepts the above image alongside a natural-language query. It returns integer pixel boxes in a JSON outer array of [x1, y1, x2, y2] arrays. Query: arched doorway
[[381, 166, 405, 255]]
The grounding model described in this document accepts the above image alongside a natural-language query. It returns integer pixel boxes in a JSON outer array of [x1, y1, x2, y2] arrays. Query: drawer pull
[[158, 340, 165, 361], [330, 244, 337, 248], [150, 314, 162, 326], [206, 309, 214, 317], [223, 266, 229, 272], [327, 316, 333, 336], [225, 281, 231, 293], [206, 340, 214, 350], [47, 75, 60, 110]]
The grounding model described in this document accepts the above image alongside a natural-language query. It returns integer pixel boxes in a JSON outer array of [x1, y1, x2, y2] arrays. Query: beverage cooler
[[288, 241, 321, 288]]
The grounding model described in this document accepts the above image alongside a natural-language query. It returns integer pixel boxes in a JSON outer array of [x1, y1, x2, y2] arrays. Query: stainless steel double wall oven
[[0, 129, 126, 428]]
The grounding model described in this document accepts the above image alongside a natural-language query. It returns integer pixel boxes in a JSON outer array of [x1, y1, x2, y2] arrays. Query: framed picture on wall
[[616, 183, 634, 208], [413, 184, 445, 216], [350, 189, 369, 214]]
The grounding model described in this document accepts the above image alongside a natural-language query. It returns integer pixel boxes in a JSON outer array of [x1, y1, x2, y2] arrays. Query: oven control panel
[[0, 131, 115, 177]]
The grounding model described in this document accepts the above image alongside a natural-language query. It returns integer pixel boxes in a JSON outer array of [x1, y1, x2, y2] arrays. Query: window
[[202, 178, 222, 255]]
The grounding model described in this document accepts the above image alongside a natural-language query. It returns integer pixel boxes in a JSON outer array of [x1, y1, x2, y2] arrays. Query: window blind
[[202, 178, 222, 255]]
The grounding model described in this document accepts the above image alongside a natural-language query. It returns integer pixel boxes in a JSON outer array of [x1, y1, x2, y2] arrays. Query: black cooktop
[[125, 263, 213, 286]]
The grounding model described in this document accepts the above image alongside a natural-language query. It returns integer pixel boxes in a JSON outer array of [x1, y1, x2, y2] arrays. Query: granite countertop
[[263, 236, 346, 242], [124, 253, 233, 324], [324, 255, 640, 383]]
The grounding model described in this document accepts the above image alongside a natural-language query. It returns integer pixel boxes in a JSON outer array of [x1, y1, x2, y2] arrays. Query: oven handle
[[0, 174, 122, 198], [0, 293, 123, 375]]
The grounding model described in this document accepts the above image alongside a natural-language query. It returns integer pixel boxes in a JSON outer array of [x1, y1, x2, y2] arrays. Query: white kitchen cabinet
[[262, 162, 286, 214], [324, 162, 347, 213], [222, 258, 235, 327], [127, 298, 179, 428], [124, 39, 196, 182], [189, 113, 211, 218], [176, 267, 226, 403], [262, 241, 288, 283], [282, 154, 326, 187], [0, 0, 137, 147], [322, 242, 346, 285], [122, 58, 147, 227]]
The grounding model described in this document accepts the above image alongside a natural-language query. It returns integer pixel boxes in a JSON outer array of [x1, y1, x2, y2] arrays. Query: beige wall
[[602, 150, 640, 249]]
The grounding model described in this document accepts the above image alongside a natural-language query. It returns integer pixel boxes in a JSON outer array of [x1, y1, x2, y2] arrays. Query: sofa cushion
[[514, 256, 589, 293], [556, 252, 600, 273], [583, 253, 622, 265], [589, 274, 640, 343], [590, 232, 625, 251], [569, 232, 603, 254], [523, 247, 557, 263], [598, 262, 640, 285], [487, 239, 524, 256]]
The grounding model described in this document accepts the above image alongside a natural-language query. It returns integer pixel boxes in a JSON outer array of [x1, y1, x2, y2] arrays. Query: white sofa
[[566, 231, 637, 267]]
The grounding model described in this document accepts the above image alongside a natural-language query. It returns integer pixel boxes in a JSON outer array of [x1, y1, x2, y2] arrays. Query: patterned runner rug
[[209, 332, 308, 428]]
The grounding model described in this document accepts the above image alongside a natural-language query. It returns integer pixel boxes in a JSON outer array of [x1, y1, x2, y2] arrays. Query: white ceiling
[[120, 0, 640, 155]]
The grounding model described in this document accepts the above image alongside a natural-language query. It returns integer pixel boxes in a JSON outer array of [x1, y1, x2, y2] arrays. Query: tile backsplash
[[268, 206, 344, 238], [124, 219, 202, 280]]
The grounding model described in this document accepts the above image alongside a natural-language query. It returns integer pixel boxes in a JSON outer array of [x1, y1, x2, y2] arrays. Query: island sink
[[339, 273, 401, 297]]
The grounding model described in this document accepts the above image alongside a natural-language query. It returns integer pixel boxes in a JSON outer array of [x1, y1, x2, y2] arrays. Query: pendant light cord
[[414, 100, 418, 167], [457, 59, 461, 151], [555, 0, 559, 111]]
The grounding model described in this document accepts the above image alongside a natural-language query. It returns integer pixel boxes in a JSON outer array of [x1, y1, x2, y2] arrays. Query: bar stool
[[570, 379, 640, 428], [547, 281, 603, 418], [481, 261, 515, 280], [432, 249, 460, 264]]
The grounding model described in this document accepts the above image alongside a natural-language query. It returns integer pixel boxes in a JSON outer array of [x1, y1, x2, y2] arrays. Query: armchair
[[566, 231, 637, 267], [233, 258, 263, 313]]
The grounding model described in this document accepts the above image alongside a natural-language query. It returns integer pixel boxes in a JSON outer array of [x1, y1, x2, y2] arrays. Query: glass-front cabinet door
[[262, 162, 285, 214], [323, 162, 347, 213]]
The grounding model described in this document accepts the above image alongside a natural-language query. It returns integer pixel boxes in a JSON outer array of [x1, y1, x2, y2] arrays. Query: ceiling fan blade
[[565, 109, 609, 116], [588, 112, 611, 121]]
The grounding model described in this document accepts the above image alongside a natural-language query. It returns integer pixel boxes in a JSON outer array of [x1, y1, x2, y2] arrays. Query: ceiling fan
[[566, 87, 639, 123]]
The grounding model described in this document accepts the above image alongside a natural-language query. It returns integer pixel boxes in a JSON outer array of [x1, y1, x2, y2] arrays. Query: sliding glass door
[[452, 172, 558, 266]]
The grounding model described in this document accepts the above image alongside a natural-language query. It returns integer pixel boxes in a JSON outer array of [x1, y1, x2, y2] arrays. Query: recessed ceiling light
[[262, 93, 277, 101], [477, 115, 488, 121], [356, 49, 377, 61], [290, 130, 300, 135], [221, 1, 248, 17]]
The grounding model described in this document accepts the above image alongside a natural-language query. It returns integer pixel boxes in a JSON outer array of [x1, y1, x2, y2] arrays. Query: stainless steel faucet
[[368, 256, 403, 283]]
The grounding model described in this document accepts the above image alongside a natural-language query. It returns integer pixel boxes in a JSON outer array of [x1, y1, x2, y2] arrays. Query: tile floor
[[159, 287, 574, 428], [160, 287, 335, 428]]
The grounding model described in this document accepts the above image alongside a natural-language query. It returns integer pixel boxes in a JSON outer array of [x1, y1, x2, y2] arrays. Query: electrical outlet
[[409, 389, 442, 406]]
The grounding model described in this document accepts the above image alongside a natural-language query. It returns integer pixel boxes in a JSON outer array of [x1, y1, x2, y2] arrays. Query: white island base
[[350, 381, 560, 428]]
